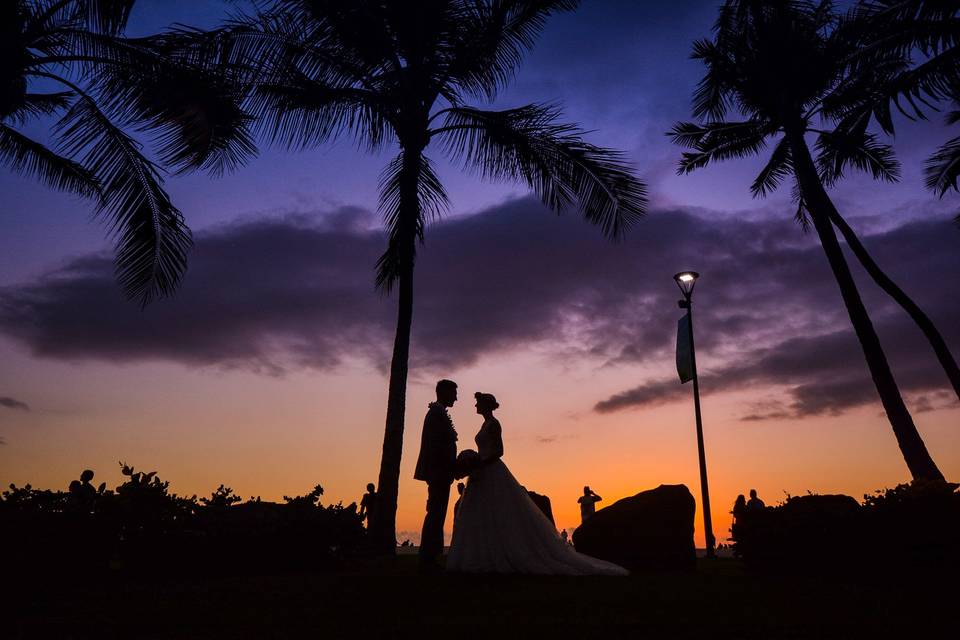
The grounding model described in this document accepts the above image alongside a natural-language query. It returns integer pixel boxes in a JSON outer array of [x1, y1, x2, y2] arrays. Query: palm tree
[[825, 209, 960, 403], [819, 1, 960, 402], [670, 0, 944, 481], [1, 0, 253, 305], [220, 0, 648, 552], [843, 1, 960, 221]]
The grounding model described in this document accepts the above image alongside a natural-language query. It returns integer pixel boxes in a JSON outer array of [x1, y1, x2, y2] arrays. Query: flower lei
[[428, 402, 457, 440]]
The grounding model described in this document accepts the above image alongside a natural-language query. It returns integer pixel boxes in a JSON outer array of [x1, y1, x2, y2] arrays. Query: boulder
[[572, 484, 696, 571], [526, 490, 555, 525]]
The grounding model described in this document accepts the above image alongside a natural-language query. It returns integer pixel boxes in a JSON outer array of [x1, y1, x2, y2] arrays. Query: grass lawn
[[9, 556, 953, 639]]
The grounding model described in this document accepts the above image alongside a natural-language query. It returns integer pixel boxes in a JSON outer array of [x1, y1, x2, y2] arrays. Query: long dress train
[[446, 418, 628, 575]]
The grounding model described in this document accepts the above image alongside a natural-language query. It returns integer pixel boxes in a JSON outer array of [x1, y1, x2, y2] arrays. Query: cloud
[[0, 197, 957, 420], [594, 216, 960, 418], [0, 396, 29, 411]]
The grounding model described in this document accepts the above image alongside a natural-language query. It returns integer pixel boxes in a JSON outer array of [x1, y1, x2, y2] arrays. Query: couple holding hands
[[414, 379, 627, 575]]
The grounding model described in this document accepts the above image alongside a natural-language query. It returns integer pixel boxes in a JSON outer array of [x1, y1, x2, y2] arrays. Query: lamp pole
[[675, 271, 716, 559]]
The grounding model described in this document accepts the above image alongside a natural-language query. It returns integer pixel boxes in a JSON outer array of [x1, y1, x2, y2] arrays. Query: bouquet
[[454, 449, 480, 480]]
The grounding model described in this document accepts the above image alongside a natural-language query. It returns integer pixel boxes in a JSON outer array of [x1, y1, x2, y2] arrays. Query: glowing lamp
[[674, 271, 700, 301]]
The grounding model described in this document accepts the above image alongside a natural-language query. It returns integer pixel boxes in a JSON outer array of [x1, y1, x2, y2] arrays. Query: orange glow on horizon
[[2, 341, 958, 549]]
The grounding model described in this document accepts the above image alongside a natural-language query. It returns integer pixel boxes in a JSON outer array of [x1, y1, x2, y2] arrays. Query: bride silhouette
[[447, 392, 628, 575]]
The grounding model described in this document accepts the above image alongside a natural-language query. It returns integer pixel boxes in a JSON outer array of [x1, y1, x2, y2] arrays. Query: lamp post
[[674, 271, 716, 559]]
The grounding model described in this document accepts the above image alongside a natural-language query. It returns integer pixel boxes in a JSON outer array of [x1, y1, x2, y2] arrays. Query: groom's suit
[[414, 403, 457, 566]]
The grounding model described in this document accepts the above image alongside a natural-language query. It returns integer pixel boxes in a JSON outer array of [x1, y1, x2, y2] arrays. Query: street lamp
[[673, 270, 716, 559]]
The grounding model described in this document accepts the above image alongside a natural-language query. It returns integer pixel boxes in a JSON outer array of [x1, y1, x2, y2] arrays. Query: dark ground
[[7, 556, 954, 639]]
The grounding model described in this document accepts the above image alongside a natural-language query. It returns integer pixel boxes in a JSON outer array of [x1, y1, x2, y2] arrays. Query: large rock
[[526, 490, 555, 525], [572, 484, 696, 571]]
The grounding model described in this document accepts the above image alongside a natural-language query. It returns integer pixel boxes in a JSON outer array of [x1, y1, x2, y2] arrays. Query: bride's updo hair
[[474, 392, 500, 411]]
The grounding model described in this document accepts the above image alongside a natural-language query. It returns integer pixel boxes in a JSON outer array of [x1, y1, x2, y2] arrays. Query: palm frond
[[55, 96, 192, 306], [815, 129, 900, 186], [840, 1, 960, 129], [248, 75, 392, 152], [434, 104, 647, 238], [97, 54, 257, 175], [924, 134, 960, 196], [668, 120, 771, 174], [0, 123, 99, 196], [5, 91, 75, 125], [446, 0, 579, 100], [792, 176, 812, 233], [25, 0, 136, 41], [751, 135, 793, 197], [375, 152, 449, 291], [690, 38, 736, 121], [77, 0, 136, 34], [848, 1, 960, 58], [216, 8, 385, 91], [30, 27, 154, 72]]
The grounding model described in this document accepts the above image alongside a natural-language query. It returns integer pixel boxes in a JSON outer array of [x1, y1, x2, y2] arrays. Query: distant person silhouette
[[578, 486, 603, 523], [359, 483, 377, 526], [732, 494, 747, 522], [414, 379, 459, 573], [454, 482, 466, 522], [560, 529, 569, 545], [69, 469, 98, 510], [747, 489, 765, 511]]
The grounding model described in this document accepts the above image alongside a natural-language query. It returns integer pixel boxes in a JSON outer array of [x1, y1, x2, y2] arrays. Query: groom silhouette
[[414, 379, 458, 572]]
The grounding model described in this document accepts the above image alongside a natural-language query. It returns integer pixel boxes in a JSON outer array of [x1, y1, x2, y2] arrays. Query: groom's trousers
[[419, 481, 451, 564]]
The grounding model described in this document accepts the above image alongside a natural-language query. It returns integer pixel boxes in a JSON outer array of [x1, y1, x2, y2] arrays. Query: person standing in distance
[[359, 483, 377, 527], [578, 486, 603, 524]]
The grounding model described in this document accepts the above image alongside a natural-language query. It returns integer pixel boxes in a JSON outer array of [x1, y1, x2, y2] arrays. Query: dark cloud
[[0, 197, 957, 419], [594, 215, 960, 418], [0, 396, 29, 411]]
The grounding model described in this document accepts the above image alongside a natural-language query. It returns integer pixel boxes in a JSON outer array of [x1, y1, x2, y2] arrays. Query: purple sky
[[2, 0, 954, 287]]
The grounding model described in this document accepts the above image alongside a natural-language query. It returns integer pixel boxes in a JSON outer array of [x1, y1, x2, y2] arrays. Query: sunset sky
[[1, 0, 958, 546]]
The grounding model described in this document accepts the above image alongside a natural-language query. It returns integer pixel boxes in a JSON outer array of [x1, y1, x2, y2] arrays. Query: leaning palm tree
[[221, 0, 647, 552], [670, 0, 944, 481], [1, 0, 253, 305], [818, 0, 960, 402]]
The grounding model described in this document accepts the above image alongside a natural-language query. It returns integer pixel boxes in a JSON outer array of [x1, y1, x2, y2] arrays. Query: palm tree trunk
[[369, 147, 423, 555], [369, 255, 413, 554], [787, 130, 944, 481], [827, 209, 960, 403]]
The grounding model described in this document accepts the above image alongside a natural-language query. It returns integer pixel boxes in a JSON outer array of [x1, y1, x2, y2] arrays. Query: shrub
[[0, 464, 367, 580], [731, 482, 960, 573]]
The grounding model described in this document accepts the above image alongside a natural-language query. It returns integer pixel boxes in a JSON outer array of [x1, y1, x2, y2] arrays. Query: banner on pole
[[676, 314, 693, 384]]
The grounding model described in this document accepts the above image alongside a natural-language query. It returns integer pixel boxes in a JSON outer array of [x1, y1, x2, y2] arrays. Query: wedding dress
[[446, 418, 628, 575]]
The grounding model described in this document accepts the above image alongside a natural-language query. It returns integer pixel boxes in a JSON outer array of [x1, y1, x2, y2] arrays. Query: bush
[[862, 480, 960, 566], [0, 464, 367, 580], [731, 482, 960, 573]]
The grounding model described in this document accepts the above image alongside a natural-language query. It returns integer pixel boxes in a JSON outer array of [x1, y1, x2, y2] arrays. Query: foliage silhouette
[[208, 0, 648, 553], [731, 480, 960, 572], [201, 484, 244, 509], [0, 464, 366, 580], [841, 1, 960, 222], [801, 0, 960, 403], [0, 0, 253, 305], [670, 0, 944, 480]]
